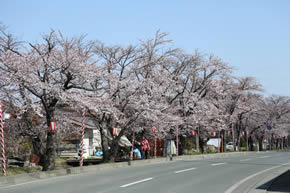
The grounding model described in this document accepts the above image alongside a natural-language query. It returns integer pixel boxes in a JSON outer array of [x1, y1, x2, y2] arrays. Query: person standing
[[141, 136, 150, 159]]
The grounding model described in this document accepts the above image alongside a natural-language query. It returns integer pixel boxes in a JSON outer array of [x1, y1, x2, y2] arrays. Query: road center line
[[120, 178, 153, 188], [240, 158, 251, 161], [211, 162, 226, 166], [259, 156, 270, 159], [174, 168, 196, 174]]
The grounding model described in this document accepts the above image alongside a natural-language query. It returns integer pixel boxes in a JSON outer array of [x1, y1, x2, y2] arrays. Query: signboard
[[50, 122, 56, 132], [266, 120, 272, 130]]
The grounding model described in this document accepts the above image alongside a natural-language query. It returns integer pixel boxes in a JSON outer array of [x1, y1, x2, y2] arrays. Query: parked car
[[226, 142, 233, 150]]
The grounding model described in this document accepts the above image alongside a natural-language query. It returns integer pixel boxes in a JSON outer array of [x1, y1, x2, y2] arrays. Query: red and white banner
[[50, 122, 56, 132], [192, 130, 195, 136], [113, 128, 118, 136]]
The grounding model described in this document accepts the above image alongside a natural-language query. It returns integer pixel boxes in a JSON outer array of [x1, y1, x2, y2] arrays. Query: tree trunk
[[42, 105, 57, 171], [100, 122, 110, 162], [222, 130, 226, 152], [236, 124, 241, 151], [258, 137, 263, 151], [179, 136, 185, 155], [109, 139, 120, 162], [199, 138, 208, 153], [31, 136, 46, 167], [42, 131, 56, 171], [196, 128, 200, 152], [232, 123, 236, 151], [249, 136, 254, 151]]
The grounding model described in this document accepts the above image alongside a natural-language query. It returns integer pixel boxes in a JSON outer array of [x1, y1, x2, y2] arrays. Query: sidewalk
[[267, 169, 290, 193]]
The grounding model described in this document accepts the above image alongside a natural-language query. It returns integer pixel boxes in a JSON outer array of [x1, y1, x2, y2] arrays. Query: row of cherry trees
[[1, 25, 289, 170]]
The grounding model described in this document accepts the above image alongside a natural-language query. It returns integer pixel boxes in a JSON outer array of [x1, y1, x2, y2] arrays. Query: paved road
[[1, 151, 290, 193]]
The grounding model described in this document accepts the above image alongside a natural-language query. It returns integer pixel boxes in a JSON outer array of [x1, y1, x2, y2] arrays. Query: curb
[[0, 151, 263, 186]]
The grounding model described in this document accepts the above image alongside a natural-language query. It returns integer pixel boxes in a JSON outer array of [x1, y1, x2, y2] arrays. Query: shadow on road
[[256, 170, 290, 192]]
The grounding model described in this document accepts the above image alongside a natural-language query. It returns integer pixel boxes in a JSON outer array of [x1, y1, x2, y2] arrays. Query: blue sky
[[1, 0, 290, 96]]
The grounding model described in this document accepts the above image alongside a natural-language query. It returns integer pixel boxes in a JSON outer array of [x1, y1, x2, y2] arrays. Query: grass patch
[[6, 167, 41, 176]]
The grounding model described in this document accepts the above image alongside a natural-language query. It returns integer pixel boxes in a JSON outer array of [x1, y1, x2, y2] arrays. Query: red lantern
[[192, 130, 195, 136], [152, 126, 157, 134], [212, 131, 216, 137], [113, 128, 118, 136], [227, 130, 231, 136], [50, 122, 56, 132], [242, 131, 245, 136]]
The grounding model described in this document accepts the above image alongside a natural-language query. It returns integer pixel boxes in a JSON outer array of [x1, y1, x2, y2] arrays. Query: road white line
[[240, 158, 251, 162], [225, 161, 290, 193], [174, 168, 196, 174], [259, 156, 270, 159], [120, 178, 153, 188], [211, 162, 226, 166]]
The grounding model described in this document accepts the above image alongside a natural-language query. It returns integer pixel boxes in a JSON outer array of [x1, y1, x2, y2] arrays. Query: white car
[[226, 142, 233, 150]]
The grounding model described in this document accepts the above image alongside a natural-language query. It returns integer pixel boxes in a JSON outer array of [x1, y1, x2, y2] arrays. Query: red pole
[[218, 130, 220, 153], [232, 123, 235, 151], [130, 128, 135, 161], [154, 133, 157, 159], [80, 109, 85, 167], [152, 126, 157, 159], [0, 104, 6, 176], [176, 127, 179, 156], [221, 131, 224, 153], [197, 128, 200, 152]]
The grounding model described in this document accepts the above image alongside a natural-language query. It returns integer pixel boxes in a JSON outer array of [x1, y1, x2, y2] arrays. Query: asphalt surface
[[0, 151, 290, 193]]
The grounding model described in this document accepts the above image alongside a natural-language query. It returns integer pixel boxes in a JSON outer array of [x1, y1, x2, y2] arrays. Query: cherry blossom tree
[[0, 29, 98, 170]]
